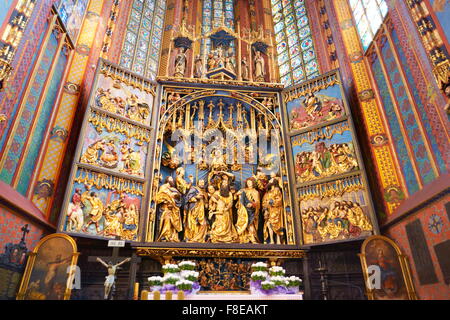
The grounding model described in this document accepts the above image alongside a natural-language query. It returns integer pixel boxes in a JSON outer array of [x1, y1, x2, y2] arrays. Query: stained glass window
[[120, 0, 166, 80], [271, 0, 319, 87], [201, 0, 235, 54], [349, 0, 388, 50], [55, 0, 90, 42]]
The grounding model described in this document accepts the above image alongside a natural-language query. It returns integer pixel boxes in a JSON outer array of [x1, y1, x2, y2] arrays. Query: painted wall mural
[[283, 71, 377, 246], [58, 60, 157, 241]]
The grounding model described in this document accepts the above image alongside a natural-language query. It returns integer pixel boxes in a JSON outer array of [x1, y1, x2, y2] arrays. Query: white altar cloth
[[145, 291, 304, 300]]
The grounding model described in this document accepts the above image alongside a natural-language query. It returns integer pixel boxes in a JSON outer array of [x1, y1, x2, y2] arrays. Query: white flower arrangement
[[162, 263, 180, 273], [287, 276, 302, 287], [182, 270, 199, 282], [251, 271, 268, 281], [148, 276, 163, 286], [261, 280, 275, 290], [163, 274, 181, 285], [179, 261, 196, 270], [269, 266, 286, 276], [251, 262, 268, 272], [176, 279, 194, 291], [271, 276, 289, 287]]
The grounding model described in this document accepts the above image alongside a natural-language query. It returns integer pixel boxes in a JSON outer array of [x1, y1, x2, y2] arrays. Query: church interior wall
[[384, 193, 450, 299]]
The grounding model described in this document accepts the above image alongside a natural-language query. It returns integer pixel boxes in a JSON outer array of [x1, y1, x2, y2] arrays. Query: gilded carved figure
[[155, 176, 183, 242], [235, 178, 261, 244], [174, 48, 187, 78], [254, 50, 265, 82], [184, 179, 209, 243], [262, 179, 284, 244], [209, 179, 238, 243]]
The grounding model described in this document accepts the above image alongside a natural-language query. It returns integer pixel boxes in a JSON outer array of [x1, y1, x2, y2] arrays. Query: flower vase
[[286, 286, 300, 294], [260, 288, 275, 295], [250, 280, 263, 295], [192, 282, 201, 295], [161, 284, 177, 293], [183, 289, 193, 296], [274, 286, 288, 294]]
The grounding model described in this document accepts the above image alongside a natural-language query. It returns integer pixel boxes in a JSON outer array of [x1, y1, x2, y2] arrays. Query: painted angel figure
[[96, 257, 131, 300]]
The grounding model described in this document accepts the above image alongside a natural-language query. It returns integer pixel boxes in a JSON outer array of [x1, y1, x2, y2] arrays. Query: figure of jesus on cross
[[96, 256, 131, 300]]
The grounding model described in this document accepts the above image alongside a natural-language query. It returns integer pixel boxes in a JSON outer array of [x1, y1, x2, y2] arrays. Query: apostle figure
[[155, 177, 183, 242], [184, 179, 209, 243], [207, 52, 216, 71], [262, 179, 284, 244], [194, 54, 204, 78], [209, 179, 238, 243], [225, 55, 235, 73], [241, 56, 250, 81], [254, 50, 265, 82], [235, 178, 261, 244], [174, 47, 187, 78]]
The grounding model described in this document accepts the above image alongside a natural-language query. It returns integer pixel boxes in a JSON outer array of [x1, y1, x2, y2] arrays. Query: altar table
[[144, 291, 304, 300]]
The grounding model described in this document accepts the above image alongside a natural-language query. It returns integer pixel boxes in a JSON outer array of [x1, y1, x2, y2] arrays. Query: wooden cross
[[88, 239, 129, 300], [88, 239, 141, 300], [20, 224, 30, 244]]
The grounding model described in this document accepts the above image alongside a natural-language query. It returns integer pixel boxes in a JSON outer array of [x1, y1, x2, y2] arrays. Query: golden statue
[[97, 88, 117, 113], [262, 179, 284, 244], [81, 140, 104, 164], [82, 191, 104, 233], [175, 167, 192, 195], [122, 204, 139, 240], [104, 195, 126, 237], [184, 180, 209, 243], [127, 94, 141, 122], [207, 150, 234, 187], [235, 178, 261, 244], [254, 50, 265, 82], [122, 146, 142, 175], [100, 140, 119, 168], [155, 177, 183, 242], [174, 47, 187, 77], [346, 201, 372, 231], [209, 180, 238, 243]]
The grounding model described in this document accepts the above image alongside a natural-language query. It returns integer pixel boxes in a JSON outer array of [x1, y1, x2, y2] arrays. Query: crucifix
[[20, 224, 30, 246], [88, 238, 141, 300]]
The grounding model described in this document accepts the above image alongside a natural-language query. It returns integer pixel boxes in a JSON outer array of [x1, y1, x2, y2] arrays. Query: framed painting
[[16, 234, 79, 300], [359, 235, 417, 300]]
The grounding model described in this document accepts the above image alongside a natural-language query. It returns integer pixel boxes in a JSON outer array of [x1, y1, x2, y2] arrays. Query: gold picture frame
[[359, 235, 417, 300], [16, 233, 79, 300]]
